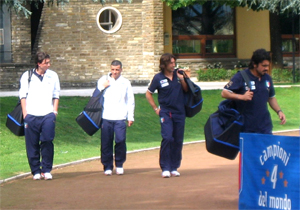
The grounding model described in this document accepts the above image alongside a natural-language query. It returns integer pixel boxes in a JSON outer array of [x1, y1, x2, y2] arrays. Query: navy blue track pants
[[101, 119, 127, 171], [24, 113, 56, 175], [159, 111, 185, 172]]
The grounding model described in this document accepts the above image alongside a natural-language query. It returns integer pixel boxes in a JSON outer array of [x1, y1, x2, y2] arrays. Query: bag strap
[[25, 69, 34, 97], [179, 69, 199, 96], [93, 88, 107, 100], [94, 75, 109, 98], [240, 70, 251, 90], [238, 69, 251, 114], [28, 69, 33, 84], [180, 70, 189, 79]]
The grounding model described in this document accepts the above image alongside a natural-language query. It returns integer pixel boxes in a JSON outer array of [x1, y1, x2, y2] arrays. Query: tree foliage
[[1, 0, 70, 18], [0, 0, 132, 18], [162, 0, 240, 10], [163, 0, 300, 14], [238, 0, 300, 14], [2, 0, 299, 18]]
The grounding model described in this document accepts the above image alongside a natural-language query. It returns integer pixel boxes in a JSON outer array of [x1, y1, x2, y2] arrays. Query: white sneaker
[[116, 167, 124, 175], [162, 171, 171, 178], [41, 172, 52, 180], [171, 171, 180, 177], [104, 170, 112, 176], [33, 173, 41, 180]]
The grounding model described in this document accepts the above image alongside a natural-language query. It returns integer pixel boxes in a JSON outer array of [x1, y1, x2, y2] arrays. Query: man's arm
[[52, 73, 60, 116], [177, 70, 188, 92], [21, 98, 27, 119], [221, 89, 253, 101], [97, 76, 110, 91], [19, 72, 28, 119], [53, 98, 59, 116], [268, 97, 286, 125], [146, 91, 160, 115], [126, 83, 135, 127]]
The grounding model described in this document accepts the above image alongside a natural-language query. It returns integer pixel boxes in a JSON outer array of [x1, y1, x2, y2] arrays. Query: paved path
[[1, 130, 298, 209], [0, 142, 240, 209]]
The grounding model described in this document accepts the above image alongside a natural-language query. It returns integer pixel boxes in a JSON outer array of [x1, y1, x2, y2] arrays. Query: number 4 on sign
[[271, 165, 278, 189]]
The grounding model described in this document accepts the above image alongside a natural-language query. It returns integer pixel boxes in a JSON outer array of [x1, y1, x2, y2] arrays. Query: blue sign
[[239, 133, 300, 210]]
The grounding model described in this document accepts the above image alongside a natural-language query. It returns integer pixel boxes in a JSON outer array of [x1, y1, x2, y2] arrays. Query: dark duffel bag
[[76, 110, 101, 136], [184, 81, 203, 118], [6, 70, 33, 136], [204, 70, 251, 160], [204, 100, 243, 160], [6, 101, 25, 136], [178, 70, 203, 118], [76, 88, 106, 136]]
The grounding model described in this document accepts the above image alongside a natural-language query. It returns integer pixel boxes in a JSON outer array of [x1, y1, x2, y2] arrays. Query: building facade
[[0, 1, 299, 90]]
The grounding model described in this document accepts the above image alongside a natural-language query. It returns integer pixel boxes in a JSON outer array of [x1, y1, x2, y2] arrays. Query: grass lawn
[[1, 87, 299, 179]]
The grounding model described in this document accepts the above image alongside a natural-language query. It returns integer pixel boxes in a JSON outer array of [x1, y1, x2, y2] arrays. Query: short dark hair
[[111, 60, 122, 68], [248, 49, 271, 69], [35, 52, 50, 67], [159, 53, 176, 72], [35, 52, 50, 64]]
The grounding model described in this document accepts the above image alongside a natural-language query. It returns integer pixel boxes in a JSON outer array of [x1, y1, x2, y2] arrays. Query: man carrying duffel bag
[[221, 48, 286, 134], [20, 52, 60, 180]]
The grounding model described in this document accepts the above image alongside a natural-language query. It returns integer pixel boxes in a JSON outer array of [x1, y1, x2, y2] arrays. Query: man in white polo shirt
[[97, 60, 135, 176], [19, 52, 60, 180]]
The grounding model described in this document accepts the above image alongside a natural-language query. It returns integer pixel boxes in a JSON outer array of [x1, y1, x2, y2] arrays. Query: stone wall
[[11, 6, 32, 63], [1, 6, 33, 90], [36, 0, 163, 87], [0, 64, 32, 90], [1, 0, 164, 90]]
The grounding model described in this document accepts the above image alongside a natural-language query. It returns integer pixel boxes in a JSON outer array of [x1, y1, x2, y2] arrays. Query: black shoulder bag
[[6, 70, 33, 136], [204, 70, 251, 160], [179, 70, 203, 118], [76, 86, 107, 136]]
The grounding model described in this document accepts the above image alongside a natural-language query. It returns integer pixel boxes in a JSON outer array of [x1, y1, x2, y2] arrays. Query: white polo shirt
[[19, 69, 60, 116], [97, 73, 135, 121]]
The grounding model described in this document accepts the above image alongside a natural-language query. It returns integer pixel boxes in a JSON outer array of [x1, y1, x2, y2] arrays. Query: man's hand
[[278, 112, 286, 125], [176, 69, 188, 92], [103, 80, 110, 88], [154, 108, 160, 116], [242, 90, 253, 101], [128, 121, 134, 127], [176, 69, 185, 81]]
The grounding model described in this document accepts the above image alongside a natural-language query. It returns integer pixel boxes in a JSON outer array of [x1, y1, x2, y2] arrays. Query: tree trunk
[[269, 12, 283, 69]]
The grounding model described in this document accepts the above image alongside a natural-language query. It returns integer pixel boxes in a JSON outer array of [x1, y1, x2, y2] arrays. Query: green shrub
[[272, 68, 300, 83], [197, 68, 300, 82], [226, 69, 239, 79], [197, 68, 239, 81], [206, 69, 219, 80], [197, 68, 208, 81]]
